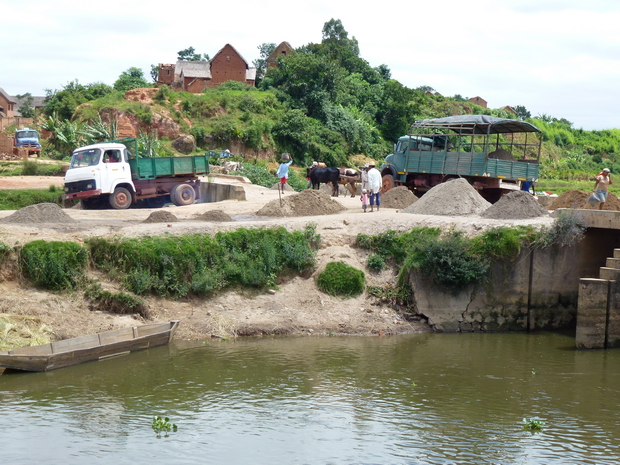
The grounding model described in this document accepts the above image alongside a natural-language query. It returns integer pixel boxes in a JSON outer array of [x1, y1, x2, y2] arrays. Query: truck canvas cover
[[413, 115, 541, 135]]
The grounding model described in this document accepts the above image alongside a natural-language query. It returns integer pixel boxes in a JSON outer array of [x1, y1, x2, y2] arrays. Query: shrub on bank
[[20, 240, 87, 290], [317, 261, 365, 297], [84, 283, 151, 318], [86, 225, 318, 298]]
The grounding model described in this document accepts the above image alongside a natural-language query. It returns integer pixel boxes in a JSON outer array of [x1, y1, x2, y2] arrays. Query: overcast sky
[[3, 0, 619, 131]]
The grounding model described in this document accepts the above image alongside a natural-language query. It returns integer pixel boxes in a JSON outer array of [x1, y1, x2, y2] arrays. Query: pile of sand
[[142, 211, 178, 223], [381, 186, 417, 209], [196, 210, 234, 222], [401, 178, 491, 216], [257, 189, 345, 217], [481, 190, 549, 219], [547, 189, 620, 211], [0, 203, 77, 224], [270, 183, 295, 192]]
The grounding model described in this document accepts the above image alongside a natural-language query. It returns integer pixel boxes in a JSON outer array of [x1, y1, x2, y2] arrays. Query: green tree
[[44, 80, 113, 119], [113, 67, 150, 92], [177, 47, 209, 61], [253, 42, 276, 85], [322, 18, 359, 56], [16, 93, 35, 118], [377, 80, 420, 142], [514, 105, 531, 121], [150, 64, 160, 83]]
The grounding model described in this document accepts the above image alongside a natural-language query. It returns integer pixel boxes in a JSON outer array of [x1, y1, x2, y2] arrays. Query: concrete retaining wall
[[409, 244, 584, 332]]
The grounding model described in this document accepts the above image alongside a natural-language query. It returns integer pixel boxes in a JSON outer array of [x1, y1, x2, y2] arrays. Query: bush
[[403, 232, 489, 290], [535, 212, 586, 248], [317, 261, 365, 297], [86, 228, 317, 298], [367, 254, 386, 271], [21, 159, 39, 176], [84, 283, 151, 318], [20, 240, 87, 290]]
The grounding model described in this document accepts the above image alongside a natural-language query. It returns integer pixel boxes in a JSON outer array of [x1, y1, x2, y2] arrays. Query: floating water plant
[[152, 416, 178, 437], [523, 418, 545, 431]]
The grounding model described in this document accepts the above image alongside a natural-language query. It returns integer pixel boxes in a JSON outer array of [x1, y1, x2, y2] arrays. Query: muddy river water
[[1, 331, 619, 464]]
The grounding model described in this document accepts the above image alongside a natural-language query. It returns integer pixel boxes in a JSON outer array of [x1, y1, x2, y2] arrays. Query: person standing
[[276, 153, 293, 195], [594, 168, 613, 210], [360, 163, 370, 193], [360, 188, 369, 212], [367, 163, 382, 212]]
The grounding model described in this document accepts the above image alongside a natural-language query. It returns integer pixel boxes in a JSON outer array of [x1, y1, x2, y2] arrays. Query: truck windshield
[[70, 149, 102, 168], [16, 131, 38, 139]]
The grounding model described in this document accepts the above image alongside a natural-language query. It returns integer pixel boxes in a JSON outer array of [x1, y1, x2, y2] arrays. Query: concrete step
[[606, 257, 620, 269], [613, 248, 620, 259], [600, 267, 620, 281]]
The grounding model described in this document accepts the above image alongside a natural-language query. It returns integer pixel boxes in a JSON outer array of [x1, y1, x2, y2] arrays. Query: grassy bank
[[0, 187, 64, 210]]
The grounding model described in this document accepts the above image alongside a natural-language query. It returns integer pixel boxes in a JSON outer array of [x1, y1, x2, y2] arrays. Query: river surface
[[1, 332, 619, 464]]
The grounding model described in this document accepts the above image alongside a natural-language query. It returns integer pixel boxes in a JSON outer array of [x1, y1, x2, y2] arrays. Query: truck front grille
[[65, 179, 96, 194]]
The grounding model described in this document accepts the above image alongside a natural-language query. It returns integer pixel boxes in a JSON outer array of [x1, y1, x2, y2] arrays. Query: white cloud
[[1, 0, 619, 129]]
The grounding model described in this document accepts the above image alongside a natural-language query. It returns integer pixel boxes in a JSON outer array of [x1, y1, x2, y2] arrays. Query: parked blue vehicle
[[14, 128, 41, 156]]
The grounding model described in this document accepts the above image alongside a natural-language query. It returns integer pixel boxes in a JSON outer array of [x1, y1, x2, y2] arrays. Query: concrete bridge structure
[[550, 209, 620, 349]]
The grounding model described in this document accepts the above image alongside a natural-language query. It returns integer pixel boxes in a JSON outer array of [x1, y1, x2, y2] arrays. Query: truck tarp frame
[[412, 115, 541, 135]]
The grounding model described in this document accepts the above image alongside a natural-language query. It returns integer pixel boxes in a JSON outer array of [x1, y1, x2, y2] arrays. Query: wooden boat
[[0, 320, 180, 372]]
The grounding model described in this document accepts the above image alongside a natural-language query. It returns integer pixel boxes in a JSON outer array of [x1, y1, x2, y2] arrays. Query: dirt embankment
[[0, 177, 556, 344]]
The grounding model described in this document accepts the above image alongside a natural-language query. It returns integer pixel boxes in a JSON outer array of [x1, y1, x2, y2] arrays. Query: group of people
[[359, 163, 382, 212], [277, 155, 383, 212]]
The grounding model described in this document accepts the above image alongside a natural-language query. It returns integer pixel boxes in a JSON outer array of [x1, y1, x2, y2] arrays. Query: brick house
[[267, 42, 293, 68], [469, 96, 487, 108], [158, 43, 256, 92], [0, 88, 16, 118]]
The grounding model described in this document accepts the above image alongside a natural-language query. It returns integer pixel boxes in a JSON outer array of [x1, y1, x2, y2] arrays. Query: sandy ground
[[0, 175, 556, 343]]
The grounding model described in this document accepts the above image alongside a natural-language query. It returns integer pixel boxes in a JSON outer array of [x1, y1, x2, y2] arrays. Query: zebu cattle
[[306, 166, 341, 197], [338, 168, 360, 197]]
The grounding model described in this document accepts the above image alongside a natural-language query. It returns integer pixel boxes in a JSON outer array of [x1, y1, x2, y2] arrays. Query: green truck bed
[[128, 155, 210, 180], [403, 151, 538, 181]]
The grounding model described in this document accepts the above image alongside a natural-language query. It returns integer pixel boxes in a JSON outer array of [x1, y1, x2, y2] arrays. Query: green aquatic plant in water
[[523, 418, 545, 432], [152, 416, 178, 437]]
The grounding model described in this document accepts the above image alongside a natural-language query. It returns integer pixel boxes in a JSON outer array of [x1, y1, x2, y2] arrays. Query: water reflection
[[1, 332, 620, 464]]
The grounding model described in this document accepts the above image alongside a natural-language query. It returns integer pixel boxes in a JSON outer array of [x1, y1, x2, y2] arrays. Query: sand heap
[[547, 189, 620, 211], [481, 190, 549, 219], [381, 186, 417, 209], [142, 211, 178, 223], [0, 203, 77, 224], [257, 189, 345, 217], [196, 210, 234, 222], [401, 178, 491, 216]]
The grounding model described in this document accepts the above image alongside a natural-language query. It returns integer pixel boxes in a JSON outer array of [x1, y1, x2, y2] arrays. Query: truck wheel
[[381, 174, 395, 193], [171, 184, 196, 206], [146, 196, 166, 208], [109, 187, 132, 209]]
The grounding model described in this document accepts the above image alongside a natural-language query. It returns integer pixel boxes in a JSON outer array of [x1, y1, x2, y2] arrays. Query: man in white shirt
[[367, 163, 382, 212]]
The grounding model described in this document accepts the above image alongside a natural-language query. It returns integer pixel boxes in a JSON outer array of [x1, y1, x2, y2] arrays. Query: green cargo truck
[[63, 138, 210, 209], [380, 115, 542, 202]]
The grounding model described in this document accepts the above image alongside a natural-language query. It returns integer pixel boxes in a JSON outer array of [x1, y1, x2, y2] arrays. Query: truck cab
[[14, 128, 41, 155], [63, 142, 135, 209]]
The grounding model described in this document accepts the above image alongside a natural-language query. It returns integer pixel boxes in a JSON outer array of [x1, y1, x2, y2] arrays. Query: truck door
[[101, 149, 132, 191]]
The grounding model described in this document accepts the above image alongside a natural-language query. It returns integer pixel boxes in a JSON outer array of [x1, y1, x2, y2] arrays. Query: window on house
[[226, 55, 230, 60]]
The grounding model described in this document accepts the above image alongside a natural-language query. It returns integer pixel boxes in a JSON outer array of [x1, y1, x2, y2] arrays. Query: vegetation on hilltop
[[31, 19, 620, 185]]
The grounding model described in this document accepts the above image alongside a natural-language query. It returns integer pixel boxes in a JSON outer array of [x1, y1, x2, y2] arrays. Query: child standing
[[361, 188, 369, 212]]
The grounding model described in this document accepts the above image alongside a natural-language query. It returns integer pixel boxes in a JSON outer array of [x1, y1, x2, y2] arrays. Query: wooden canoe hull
[[0, 320, 179, 372]]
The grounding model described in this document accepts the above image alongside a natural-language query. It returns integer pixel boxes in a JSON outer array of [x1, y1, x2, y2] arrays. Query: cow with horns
[[306, 162, 340, 197]]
